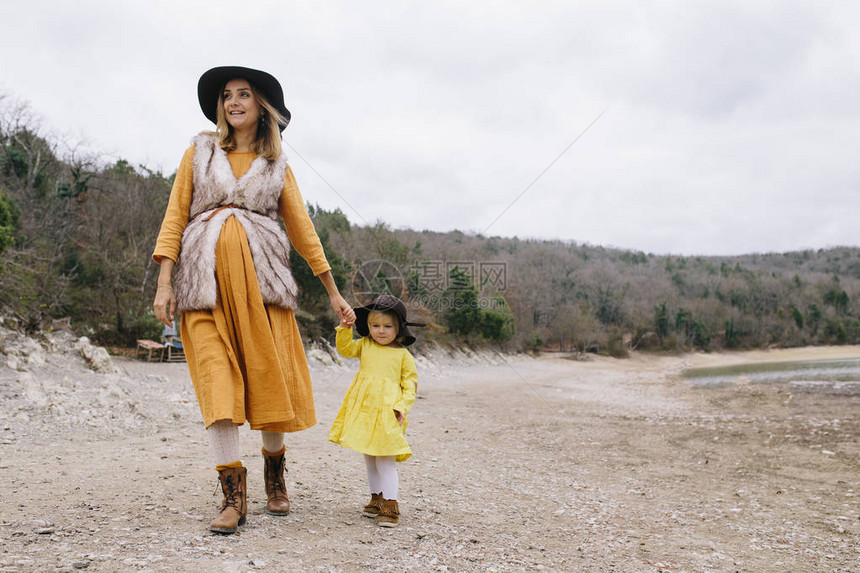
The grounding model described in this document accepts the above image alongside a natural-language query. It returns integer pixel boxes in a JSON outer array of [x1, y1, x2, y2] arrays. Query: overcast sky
[[2, 1, 858, 256]]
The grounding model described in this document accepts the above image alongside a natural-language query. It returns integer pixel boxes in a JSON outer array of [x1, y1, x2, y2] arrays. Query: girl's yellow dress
[[328, 326, 417, 461], [153, 146, 331, 433]]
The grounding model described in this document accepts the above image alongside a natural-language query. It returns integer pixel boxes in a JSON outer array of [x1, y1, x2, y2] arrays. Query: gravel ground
[[0, 329, 858, 572]]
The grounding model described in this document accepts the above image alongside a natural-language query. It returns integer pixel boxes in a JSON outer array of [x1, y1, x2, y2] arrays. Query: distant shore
[[673, 343, 860, 368], [541, 343, 860, 368]]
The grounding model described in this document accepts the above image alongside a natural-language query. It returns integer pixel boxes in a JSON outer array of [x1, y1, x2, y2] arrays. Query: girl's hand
[[330, 294, 355, 326], [153, 284, 176, 327], [394, 409, 405, 425], [339, 314, 353, 328]]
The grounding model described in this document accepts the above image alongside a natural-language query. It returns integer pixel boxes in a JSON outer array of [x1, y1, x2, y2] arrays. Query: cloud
[[1, 1, 859, 255]]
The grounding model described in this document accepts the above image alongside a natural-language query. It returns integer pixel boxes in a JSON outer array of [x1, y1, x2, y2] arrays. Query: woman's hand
[[153, 258, 176, 327], [317, 271, 355, 325], [153, 284, 176, 327], [330, 293, 355, 326]]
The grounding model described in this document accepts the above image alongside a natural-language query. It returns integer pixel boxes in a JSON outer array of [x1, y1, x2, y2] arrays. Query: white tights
[[206, 420, 285, 466], [364, 454, 398, 500], [261, 431, 285, 454]]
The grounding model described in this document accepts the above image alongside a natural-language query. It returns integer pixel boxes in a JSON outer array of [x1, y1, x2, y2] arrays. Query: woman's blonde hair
[[214, 80, 287, 160]]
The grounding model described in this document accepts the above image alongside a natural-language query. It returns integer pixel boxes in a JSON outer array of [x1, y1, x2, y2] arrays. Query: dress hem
[[329, 438, 412, 461]]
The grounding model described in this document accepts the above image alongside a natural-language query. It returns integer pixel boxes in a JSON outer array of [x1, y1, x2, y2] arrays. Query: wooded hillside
[[3, 93, 859, 354], [322, 222, 860, 355]]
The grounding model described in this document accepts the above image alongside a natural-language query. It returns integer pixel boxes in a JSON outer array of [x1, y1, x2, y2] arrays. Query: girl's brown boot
[[378, 499, 399, 528], [362, 493, 384, 518], [262, 446, 290, 515], [209, 464, 247, 534]]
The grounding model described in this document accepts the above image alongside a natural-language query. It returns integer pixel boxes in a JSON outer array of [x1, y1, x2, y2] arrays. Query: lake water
[[682, 358, 860, 388]]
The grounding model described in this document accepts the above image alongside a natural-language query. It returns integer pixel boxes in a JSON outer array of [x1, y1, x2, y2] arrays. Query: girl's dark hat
[[197, 66, 291, 132], [354, 295, 426, 347]]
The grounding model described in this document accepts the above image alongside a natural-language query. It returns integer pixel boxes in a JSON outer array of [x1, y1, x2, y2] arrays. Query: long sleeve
[[279, 165, 331, 276], [335, 326, 363, 358], [152, 146, 195, 263], [393, 351, 417, 415]]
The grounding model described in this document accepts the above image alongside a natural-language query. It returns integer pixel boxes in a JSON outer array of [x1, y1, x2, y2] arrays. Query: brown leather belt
[[202, 204, 240, 222]]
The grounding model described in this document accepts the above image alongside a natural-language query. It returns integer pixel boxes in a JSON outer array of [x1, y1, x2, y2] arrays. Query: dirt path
[[0, 345, 858, 572]]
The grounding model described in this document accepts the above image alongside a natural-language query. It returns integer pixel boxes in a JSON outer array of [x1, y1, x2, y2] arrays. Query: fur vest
[[173, 133, 299, 313]]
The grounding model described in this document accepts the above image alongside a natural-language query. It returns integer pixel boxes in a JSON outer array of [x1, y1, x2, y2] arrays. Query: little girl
[[329, 295, 422, 527]]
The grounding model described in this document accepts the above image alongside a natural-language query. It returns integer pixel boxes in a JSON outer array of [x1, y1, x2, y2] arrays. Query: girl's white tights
[[364, 454, 398, 500], [207, 420, 240, 466], [207, 421, 286, 465]]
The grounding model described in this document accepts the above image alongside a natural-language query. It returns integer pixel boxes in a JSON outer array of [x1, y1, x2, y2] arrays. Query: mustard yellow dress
[[152, 146, 331, 432], [328, 326, 418, 461]]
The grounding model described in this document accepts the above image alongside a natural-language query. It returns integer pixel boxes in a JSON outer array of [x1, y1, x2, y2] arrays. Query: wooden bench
[[163, 340, 186, 363], [136, 339, 166, 362]]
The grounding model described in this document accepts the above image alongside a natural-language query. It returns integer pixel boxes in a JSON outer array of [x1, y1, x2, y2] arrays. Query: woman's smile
[[222, 78, 260, 130]]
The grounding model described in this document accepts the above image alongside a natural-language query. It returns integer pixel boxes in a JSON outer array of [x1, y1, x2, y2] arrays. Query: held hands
[[331, 294, 355, 327], [153, 284, 176, 327]]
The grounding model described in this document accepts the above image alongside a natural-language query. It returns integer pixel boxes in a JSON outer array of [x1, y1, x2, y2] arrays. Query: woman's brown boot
[[262, 446, 290, 515], [378, 499, 399, 528], [362, 493, 384, 518], [209, 464, 247, 534]]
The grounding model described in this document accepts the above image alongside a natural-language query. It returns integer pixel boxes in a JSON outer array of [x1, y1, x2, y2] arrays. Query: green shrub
[[443, 266, 481, 335], [479, 308, 514, 341], [523, 332, 543, 353], [824, 319, 848, 344], [94, 313, 163, 347], [607, 329, 628, 358], [478, 294, 515, 342], [0, 191, 20, 254]]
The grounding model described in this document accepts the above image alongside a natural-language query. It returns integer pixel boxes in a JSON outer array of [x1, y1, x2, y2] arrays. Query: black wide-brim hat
[[354, 295, 425, 347], [198, 66, 291, 132]]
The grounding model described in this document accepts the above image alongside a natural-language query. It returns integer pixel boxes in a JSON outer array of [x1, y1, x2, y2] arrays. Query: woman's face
[[367, 312, 399, 346], [222, 78, 261, 132]]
